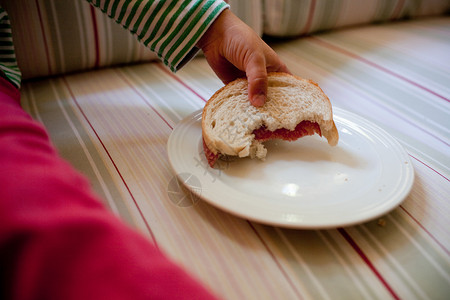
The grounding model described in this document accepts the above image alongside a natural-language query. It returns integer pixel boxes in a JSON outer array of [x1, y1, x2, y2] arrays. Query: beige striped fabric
[[1, 0, 228, 80], [1, 0, 156, 79], [7, 0, 449, 83], [263, 0, 450, 37], [228, 0, 263, 36], [20, 16, 450, 299]]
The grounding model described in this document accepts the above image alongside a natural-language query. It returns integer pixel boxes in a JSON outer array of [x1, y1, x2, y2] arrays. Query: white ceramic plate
[[167, 108, 414, 228]]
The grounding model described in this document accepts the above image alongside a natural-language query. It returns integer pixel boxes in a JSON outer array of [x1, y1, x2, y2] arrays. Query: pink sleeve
[[0, 77, 218, 300]]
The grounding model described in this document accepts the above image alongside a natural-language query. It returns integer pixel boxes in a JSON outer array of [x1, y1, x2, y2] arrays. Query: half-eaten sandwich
[[202, 72, 339, 167]]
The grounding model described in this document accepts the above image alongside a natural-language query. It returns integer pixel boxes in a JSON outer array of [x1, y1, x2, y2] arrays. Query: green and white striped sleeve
[[0, 6, 21, 89], [86, 0, 229, 72]]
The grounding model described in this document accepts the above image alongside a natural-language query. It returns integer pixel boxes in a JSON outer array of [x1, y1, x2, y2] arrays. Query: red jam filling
[[253, 120, 321, 142], [203, 138, 220, 168], [203, 121, 321, 167]]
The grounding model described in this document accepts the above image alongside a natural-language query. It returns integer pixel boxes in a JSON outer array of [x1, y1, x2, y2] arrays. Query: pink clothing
[[0, 77, 217, 299]]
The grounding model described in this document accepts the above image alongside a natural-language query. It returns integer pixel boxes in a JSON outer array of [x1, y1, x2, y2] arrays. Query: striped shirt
[[0, 7, 21, 88], [0, 0, 229, 89]]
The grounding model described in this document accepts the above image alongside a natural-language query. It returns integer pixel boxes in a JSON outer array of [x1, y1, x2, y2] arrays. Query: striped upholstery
[[7, 0, 449, 82], [1, 0, 255, 81], [20, 16, 450, 299], [263, 0, 450, 37], [229, 0, 263, 36], [2, 0, 156, 80]]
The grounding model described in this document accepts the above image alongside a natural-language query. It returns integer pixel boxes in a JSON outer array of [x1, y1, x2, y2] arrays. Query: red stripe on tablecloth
[[89, 6, 100, 68], [310, 37, 450, 103], [62, 76, 158, 247], [404, 155, 450, 254], [399, 205, 449, 256], [333, 74, 449, 147], [35, 0, 53, 75], [156, 63, 208, 103], [401, 154, 449, 255], [302, 0, 316, 35], [115, 69, 174, 130], [409, 154, 449, 182], [338, 228, 401, 300], [248, 222, 305, 300]]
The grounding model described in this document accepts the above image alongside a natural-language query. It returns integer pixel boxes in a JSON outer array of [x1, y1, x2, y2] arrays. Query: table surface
[[21, 17, 449, 299]]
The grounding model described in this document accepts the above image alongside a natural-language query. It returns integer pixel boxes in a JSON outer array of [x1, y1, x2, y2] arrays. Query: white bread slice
[[202, 72, 338, 164]]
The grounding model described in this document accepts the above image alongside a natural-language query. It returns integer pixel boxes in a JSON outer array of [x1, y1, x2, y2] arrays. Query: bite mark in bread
[[203, 121, 322, 167]]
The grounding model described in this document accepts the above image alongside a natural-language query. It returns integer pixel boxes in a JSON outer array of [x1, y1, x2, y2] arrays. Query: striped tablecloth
[[21, 16, 449, 299]]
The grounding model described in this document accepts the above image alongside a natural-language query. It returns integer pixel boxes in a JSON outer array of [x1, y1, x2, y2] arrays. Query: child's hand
[[197, 9, 290, 107]]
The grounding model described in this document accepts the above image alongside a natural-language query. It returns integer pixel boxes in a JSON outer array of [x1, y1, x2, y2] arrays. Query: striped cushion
[[3, 0, 259, 81], [263, 0, 450, 37], [4, 0, 449, 80], [5, 0, 157, 80], [229, 0, 263, 36]]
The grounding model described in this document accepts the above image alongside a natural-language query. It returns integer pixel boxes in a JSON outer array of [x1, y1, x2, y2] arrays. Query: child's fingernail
[[252, 94, 265, 107]]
